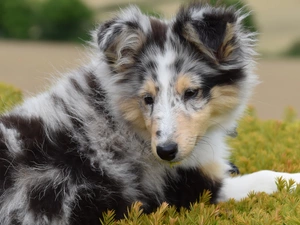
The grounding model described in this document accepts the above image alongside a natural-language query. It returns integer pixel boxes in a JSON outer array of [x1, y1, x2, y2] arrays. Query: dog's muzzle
[[156, 142, 178, 161]]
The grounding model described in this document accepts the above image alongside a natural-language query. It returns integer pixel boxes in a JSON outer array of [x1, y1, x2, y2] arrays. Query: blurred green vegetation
[[230, 106, 300, 174], [0, 83, 23, 114], [0, 0, 36, 39], [0, 0, 93, 42], [284, 40, 300, 57], [38, 0, 93, 41]]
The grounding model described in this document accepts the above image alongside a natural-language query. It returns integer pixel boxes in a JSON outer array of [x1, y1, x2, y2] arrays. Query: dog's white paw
[[219, 170, 300, 202]]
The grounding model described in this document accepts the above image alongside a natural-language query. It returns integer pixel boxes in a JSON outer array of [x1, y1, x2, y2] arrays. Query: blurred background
[[0, 0, 299, 120]]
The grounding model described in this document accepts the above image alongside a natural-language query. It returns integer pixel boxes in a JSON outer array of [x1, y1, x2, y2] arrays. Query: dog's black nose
[[156, 143, 178, 161]]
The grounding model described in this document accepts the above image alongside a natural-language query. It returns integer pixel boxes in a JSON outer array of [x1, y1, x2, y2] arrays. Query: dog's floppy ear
[[96, 7, 148, 72], [174, 3, 246, 64]]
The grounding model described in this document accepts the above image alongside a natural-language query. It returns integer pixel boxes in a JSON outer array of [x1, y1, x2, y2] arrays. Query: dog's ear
[[173, 3, 247, 64], [96, 7, 148, 72]]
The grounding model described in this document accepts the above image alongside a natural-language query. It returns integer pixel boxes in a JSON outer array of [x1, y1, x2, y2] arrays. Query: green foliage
[[0, 0, 93, 42], [284, 40, 300, 57], [0, 0, 37, 39], [230, 106, 300, 174], [100, 185, 300, 224], [100, 210, 116, 225], [0, 83, 23, 114], [38, 0, 93, 41]]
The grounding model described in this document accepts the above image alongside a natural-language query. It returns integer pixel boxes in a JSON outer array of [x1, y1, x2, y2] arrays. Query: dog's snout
[[156, 143, 178, 161]]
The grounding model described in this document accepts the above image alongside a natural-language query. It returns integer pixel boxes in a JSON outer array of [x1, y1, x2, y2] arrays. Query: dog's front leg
[[218, 170, 300, 202]]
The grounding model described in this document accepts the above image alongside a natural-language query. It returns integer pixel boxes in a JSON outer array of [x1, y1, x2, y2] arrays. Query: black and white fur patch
[[1, 2, 300, 225]]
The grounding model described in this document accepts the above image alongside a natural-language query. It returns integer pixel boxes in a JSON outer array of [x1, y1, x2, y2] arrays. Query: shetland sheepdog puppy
[[1, 2, 300, 225]]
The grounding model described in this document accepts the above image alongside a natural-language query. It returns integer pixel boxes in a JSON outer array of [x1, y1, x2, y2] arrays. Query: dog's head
[[95, 2, 257, 163]]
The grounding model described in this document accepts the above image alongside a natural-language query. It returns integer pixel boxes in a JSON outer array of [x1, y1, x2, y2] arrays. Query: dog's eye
[[184, 89, 199, 101], [144, 96, 154, 105]]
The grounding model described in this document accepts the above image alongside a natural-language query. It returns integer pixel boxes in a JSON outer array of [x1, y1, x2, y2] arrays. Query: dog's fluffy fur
[[1, 2, 300, 225]]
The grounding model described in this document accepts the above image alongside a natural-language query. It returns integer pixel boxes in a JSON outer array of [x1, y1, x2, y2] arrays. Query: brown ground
[[0, 40, 299, 120], [0, 41, 87, 95], [250, 58, 300, 119]]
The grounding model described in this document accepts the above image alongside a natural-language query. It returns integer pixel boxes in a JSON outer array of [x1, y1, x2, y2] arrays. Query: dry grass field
[[0, 0, 299, 120]]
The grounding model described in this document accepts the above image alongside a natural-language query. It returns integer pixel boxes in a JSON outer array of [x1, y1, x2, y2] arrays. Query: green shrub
[[0, 0, 93, 42], [284, 40, 300, 57], [0, 0, 37, 39], [0, 83, 23, 114], [38, 0, 93, 41], [229, 107, 300, 174], [106, 183, 300, 225], [0, 0, 4, 36]]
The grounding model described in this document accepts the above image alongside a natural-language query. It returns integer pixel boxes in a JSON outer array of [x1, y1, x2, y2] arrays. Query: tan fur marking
[[140, 79, 159, 156], [176, 75, 193, 95], [218, 23, 236, 60], [118, 98, 149, 138], [209, 85, 240, 117], [199, 161, 224, 180], [174, 85, 239, 159], [118, 79, 159, 139], [140, 79, 157, 97], [149, 120, 159, 157], [175, 108, 211, 159]]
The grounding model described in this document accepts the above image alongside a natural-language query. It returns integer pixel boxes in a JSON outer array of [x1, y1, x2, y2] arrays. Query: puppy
[[1, 2, 299, 225]]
